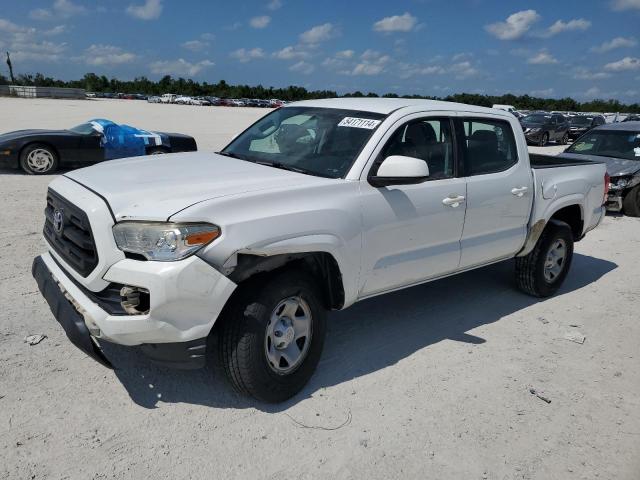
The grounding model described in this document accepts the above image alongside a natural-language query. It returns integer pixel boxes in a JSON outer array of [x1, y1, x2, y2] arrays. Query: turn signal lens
[[185, 230, 220, 246]]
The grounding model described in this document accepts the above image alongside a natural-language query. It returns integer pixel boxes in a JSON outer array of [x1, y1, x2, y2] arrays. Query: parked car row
[[146, 93, 285, 108]]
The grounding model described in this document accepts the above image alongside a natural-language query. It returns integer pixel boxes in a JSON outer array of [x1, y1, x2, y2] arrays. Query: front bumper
[[32, 252, 237, 368], [605, 194, 623, 212], [524, 131, 543, 143]]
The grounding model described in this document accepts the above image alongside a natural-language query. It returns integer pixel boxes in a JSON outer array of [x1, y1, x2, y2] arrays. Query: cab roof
[[288, 97, 504, 116]]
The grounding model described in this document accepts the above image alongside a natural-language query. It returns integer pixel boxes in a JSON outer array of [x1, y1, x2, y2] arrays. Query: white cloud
[[43, 25, 66, 35], [336, 49, 354, 59], [449, 61, 479, 78], [30, 0, 86, 20], [10, 40, 67, 62], [591, 36, 637, 53], [604, 56, 640, 71], [531, 88, 554, 97], [349, 50, 391, 76], [82, 44, 136, 66], [610, 0, 640, 10], [127, 0, 163, 20], [0, 18, 23, 32], [585, 87, 601, 97], [541, 18, 591, 37], [373, 12, 418, 33], [149, 58, 214, 76], [289, 61, 315, 74], [29, 9, 53, 21], [272, 45, 309, 60], [250, 15, 271, 29], [230, 47, 266, 63], [528, 50, 559, 64], [267, 0, 282, 10], [573, 67, 611, 80], [485, 10, 540, 40], [300, 23, 337, 44], [182, 40, 209, 52]]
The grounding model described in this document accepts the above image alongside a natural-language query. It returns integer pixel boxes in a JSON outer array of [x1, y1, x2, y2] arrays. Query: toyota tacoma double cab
[[32, 99, 608, 402]]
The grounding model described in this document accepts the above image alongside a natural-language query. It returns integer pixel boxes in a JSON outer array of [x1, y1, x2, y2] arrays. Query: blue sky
[[1, 0, 639, 101]]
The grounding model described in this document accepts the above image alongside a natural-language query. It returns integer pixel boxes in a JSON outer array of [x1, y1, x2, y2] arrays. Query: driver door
[[358, 115, 467, 297], [77, 131, 106, 164]]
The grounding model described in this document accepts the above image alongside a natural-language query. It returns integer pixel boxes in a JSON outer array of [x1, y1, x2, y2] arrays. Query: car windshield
[[220, 106, 386, 178], [566, 130, 640, 161], [523, 114, 550, 123], [69, 122, 97, 135], [570, 117, 592, 126]]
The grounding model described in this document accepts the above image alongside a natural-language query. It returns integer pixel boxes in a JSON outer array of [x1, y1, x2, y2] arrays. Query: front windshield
[[566, 130, 640, 160], [69, 122, 96, 135], [570, 117, 592, 126], [221, 107, 386, 178], [522, 114, 550, 123]]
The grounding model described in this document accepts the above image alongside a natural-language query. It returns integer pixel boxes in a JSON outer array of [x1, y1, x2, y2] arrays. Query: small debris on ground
[[529, 388, 552, 404], [24, 334, 47, 346], [564, 332, 586, 344], [538, 317, 549, 324]]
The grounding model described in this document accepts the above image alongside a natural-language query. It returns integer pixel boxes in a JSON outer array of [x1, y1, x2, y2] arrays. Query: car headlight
[[614, 178, 629, 189], [113, 222, 220, 261]]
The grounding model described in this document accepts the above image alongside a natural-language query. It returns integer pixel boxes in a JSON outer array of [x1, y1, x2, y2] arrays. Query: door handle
[[442, 195, 465, 207], [511, 186, 528, 197]]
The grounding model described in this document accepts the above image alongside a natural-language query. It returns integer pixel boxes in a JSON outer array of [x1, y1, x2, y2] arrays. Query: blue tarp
[[89, 119, 166, 160]]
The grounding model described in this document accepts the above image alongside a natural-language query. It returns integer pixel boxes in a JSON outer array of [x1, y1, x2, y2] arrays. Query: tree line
[[1, 72, 638, 113]]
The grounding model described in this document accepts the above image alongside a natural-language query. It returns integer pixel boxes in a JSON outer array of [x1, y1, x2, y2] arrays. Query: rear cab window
[[457, 118, 518, 176]]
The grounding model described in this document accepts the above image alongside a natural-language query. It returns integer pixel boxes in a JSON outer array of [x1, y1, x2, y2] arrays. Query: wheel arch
[[226, 251, 346, 311]]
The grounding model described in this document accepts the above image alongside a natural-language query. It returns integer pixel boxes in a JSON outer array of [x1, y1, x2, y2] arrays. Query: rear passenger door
[[455, 117, 532, 269]]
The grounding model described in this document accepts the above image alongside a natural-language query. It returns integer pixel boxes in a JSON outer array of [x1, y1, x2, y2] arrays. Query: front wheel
[[218, 269, 326, 402], [538, 133, 549, 147], [622, 185, 640, 217], [20, 144, 59, 174], [515, 221, 574, 298]]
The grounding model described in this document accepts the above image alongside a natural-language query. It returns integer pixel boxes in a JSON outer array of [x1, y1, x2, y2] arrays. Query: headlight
[[113, 222, 220, 261], [529, 128, 541, 133], [615, 178, 629, 189]]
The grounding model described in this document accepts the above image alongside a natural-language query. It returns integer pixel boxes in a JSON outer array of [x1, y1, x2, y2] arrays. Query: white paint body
[[41, 98, 607, 346]]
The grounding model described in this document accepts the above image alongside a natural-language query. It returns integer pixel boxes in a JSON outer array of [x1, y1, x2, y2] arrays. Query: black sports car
[[0, 119, 197, 174]]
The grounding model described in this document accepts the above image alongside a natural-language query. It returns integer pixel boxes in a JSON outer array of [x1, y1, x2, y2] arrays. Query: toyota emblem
[[53, 209, 64, 234]]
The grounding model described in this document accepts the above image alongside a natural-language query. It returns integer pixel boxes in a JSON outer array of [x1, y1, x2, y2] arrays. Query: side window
[[460, 119, 518, 176], [378, 118, 454, 180]]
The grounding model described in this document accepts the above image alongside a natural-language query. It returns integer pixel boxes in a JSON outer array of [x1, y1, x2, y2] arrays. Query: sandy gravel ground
[[0, 98, 639, 480]]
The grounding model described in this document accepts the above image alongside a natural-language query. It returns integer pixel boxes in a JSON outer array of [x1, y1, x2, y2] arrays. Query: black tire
[[218, 269, 326, 402], [147, 147, 167, 155], [515, 220, 574, 298], [560, 133, 569, 145], [538, 133, 549, 147], [622, 185, 640, 217], [19, 143, 59, 175]]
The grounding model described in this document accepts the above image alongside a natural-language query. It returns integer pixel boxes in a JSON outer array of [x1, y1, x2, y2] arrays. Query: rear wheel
[[218, 269, 326, 402], [622, 185, 640, 217], [20, 144, 59, 174], [515, 221, 574, 298], [538, 133, 549, 147]]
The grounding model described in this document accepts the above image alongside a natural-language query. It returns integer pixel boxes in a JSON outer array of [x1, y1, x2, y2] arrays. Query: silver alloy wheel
[[543, 239, 566, 282], [26, 148, 55, 173], [265, 296, 312, 374]]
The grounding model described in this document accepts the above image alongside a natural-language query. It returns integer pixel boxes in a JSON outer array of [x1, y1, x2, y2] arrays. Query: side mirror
[[369, 155, 429, 188]]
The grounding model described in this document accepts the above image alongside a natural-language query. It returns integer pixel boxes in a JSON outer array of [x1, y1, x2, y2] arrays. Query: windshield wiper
[[254, 160, 309, 175], [216, 151, 247, 160]]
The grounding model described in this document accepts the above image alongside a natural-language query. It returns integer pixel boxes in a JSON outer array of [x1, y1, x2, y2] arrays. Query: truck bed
[[529, 153, 604, 169]]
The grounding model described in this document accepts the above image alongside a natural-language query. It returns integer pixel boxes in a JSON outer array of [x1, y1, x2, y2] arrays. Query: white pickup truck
[[32, 98, 608, 402]]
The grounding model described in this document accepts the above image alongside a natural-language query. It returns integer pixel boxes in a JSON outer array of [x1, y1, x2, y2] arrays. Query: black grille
[[43, 189, 99, 277]]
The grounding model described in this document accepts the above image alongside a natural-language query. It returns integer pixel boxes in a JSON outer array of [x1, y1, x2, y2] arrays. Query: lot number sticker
[[338, 117, 381, 129]]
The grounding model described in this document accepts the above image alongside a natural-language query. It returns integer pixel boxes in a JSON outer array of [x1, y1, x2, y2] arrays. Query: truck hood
[[65, 151, 332, 221], [559, 152, 640, 178]]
